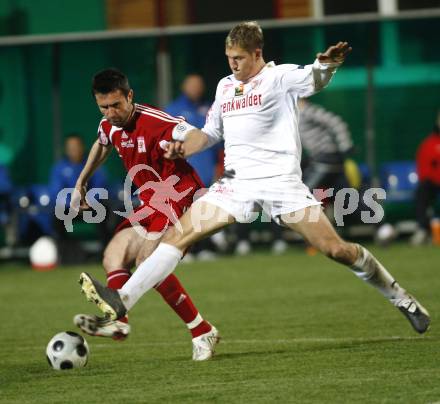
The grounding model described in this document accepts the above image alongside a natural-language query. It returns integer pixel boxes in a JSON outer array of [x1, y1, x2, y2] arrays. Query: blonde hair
[[225, 21, 264, 53]]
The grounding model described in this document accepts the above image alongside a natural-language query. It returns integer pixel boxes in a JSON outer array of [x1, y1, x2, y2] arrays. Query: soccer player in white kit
[[80, 21, 430, 339]]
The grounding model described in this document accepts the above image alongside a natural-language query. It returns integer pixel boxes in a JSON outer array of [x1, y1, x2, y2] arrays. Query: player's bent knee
[[162, 225, 195, 251], [135, 253, 147, 267], [134, 244, 158, 266], [102, 247, 124, 272]]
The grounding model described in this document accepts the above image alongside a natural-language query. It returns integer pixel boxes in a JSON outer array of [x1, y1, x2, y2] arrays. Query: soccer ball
[[46, 331, 89, 370]]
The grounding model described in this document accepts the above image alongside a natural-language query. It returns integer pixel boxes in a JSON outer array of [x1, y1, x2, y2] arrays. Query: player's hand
[[71, 184, 90, 213], [164, 141, 185, 160], [317, 42, 352, 64]]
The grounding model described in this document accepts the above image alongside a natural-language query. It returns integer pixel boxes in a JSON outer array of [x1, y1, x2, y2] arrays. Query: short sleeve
[[97, 121, 110, 146], [201, 84, 224, 146]]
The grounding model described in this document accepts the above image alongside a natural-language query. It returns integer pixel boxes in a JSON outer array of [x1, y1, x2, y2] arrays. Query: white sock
[[119, 243, 182, 311], [350, 244, 406, 301]]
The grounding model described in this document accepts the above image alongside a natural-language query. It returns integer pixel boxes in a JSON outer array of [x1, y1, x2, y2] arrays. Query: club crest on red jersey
[[137, 136, 146, 153]]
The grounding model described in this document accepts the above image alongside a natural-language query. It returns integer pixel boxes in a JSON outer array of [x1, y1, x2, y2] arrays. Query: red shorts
[[115, 196, 192, 235]]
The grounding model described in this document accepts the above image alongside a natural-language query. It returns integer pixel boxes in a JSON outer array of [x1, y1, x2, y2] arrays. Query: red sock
[[155, 274, 212, 338], [106, 269, 130, 323]]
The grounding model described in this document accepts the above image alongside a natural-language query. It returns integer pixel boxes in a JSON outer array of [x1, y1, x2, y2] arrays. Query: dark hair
[[92, 68, 131, 97], [225, 21, 264, 53]]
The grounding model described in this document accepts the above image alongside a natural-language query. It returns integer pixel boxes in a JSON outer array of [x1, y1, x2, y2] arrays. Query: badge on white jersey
[[235, 84, 244, 96], [137, 136, 146, 153]]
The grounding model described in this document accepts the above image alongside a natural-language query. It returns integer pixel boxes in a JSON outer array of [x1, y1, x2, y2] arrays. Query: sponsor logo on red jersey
[[121, 139, 134, 148]]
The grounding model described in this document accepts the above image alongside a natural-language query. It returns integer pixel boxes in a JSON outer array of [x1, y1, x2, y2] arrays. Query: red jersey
[[416, 132, 440, 185], [98, 103, 204, 204]]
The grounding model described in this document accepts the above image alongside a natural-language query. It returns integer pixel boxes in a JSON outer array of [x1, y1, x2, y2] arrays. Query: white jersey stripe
[[136, 107, 182, 123], [109, 125, 121, 144], [137, 110, 181, 124], [135, 104, 181, 122], [136, 104, 180, 120], [136, 106, 181, 123]]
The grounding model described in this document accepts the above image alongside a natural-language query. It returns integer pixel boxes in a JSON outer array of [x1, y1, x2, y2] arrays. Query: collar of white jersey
[[229, 61, 276, 84], [253, 61, 276, 76]]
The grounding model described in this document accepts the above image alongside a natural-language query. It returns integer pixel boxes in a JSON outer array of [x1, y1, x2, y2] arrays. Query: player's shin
[[155, 274, 212, 338], [350, 244, 430, 333], [350, 244, 406, 300], [118, 243, 183, 310]]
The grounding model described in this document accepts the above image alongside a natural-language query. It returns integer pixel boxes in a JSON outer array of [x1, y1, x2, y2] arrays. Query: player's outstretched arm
[[164, 129, 209, 160], [317, 41, 352, 65], [72, 140, 112, 211], [180, 129, 209, 157], [307, 41, 351, 94]]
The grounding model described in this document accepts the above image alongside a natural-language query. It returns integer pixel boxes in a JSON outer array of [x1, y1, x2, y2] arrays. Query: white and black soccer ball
[[46, 331, 89, 370]]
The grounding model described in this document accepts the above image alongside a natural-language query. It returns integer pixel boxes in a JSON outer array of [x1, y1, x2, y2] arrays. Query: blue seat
[[14, 185, 54, 242], [379, 161, 418, 203], [29, 184, 52, 208], [357, 162, 371, 187], [0, 165, 12, 195], [28, 184, 54, 235], [0, 166, 12, 226]]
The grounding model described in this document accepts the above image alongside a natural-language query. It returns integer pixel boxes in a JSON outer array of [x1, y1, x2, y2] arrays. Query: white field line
[[7, 335, 435, 352]]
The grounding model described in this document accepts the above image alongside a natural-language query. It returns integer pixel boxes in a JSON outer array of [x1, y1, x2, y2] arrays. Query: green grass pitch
[[1, 243, 439, 403]]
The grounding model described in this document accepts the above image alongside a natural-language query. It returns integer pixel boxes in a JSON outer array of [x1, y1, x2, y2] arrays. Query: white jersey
[[202, 59, 338, 180]]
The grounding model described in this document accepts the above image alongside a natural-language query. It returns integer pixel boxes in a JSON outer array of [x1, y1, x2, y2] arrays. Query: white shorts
[[196, 174, 321, 225]]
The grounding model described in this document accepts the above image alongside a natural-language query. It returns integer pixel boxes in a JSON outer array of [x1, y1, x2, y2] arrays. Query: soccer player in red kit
[[72, 68, 219, 361]]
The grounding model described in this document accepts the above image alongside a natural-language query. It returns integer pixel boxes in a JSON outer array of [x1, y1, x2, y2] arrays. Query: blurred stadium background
[[0, 0, 440, 257], [1, 1, 440, 402], [1, 0, 440, 258]]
